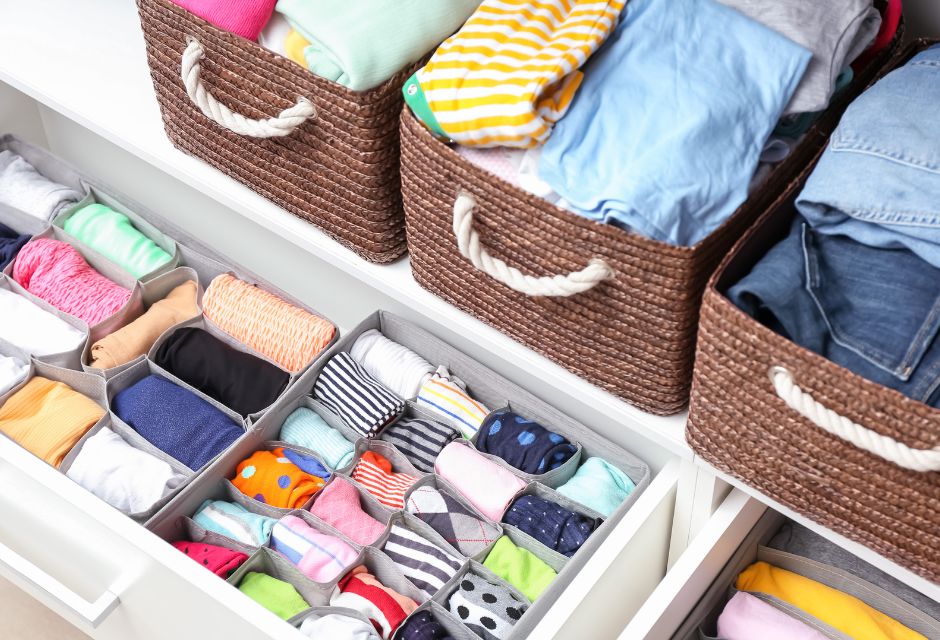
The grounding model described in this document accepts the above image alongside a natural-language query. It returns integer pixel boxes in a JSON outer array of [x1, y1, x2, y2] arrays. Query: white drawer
[[1, 432, 692, 640]]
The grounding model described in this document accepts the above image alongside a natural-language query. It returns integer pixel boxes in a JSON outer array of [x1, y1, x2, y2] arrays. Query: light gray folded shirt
[[0, 150, 83, 220], [718, 0, 881, 114]]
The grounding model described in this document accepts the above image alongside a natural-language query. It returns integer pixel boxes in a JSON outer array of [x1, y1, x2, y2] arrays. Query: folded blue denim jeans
[[797, 45, 940, 268], [727, 217, 940, 406]]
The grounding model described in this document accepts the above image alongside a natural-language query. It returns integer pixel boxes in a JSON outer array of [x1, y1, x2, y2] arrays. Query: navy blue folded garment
[[475, 410, 576, 475], [503, 494, 600, 557], [398, 610, 454, 640], [0, 221, 30, 270], [153, 327, 290, 416], [112, 374, 243, 470]]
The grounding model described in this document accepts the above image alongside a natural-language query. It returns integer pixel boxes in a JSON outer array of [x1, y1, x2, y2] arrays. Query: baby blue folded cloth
[[556, 457, 635, 517], [192, 499, 277, 546], [279, 407, 355, 470]]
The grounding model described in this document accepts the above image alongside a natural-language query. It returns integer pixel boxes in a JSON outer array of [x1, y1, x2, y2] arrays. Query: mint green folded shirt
[[275, 0, 482, 91], [63, 204, 172, 279]]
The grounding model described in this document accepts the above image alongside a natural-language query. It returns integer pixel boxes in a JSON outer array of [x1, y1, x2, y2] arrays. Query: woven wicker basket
[[399, 28, 901, 415], [137, 0, 415, 263], [687, 39, 940, 583]]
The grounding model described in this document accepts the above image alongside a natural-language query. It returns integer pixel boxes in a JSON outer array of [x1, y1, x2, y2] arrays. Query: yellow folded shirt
[[737, 561, 925, 640], [0, 377, 105, 468], [285, 29, 311, 67]]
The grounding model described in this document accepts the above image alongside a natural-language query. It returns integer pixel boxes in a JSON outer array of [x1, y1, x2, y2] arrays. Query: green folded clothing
[[237, 571, 310, 620], [63, 203, 172, 278], [483, 536, 556, 602], [275, 0, 482, 91]]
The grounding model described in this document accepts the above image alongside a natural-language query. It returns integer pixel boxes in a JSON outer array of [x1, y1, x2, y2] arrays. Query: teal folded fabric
[[63, 203, 172, 278], [192, 499, 276, 546], [275, 0, 482, 91], [556, 457, 635, 517], [279, 407, 355, 470]]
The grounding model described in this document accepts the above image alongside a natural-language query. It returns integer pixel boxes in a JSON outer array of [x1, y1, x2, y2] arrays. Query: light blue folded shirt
[[538, 0, 811, 247], [556, 457, 636, 517]]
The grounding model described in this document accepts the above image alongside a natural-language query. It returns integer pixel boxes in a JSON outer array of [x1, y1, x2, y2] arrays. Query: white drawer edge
[[619, 489, 766, 640], [0, 438, 302, 639], [528, 458, 682, 639]]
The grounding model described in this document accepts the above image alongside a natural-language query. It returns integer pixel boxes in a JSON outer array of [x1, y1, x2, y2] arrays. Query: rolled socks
[[62, 203, 173, 278], [203, 274, 335, 373], [12, 238, 131, 326], [349, 329, 433, 398]]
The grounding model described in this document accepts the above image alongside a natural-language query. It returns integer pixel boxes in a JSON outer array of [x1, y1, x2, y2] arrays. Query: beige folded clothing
[[90, 281, 199, 369]]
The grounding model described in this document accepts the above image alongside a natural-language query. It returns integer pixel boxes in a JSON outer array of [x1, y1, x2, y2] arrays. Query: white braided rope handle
[[452, 192, 613, 297], [770, 366, 940, 472], [180, 38, 315, 138]]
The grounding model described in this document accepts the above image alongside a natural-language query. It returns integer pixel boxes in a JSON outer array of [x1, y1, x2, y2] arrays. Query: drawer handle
[[180, 38, 316, 138], [453, 192, 613, 297], [770, 366, 940, 472], [0, 539, 120, 628]]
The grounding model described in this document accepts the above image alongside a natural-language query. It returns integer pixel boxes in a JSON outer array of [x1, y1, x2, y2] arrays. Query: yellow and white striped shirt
[[404, 0, 626, 148]]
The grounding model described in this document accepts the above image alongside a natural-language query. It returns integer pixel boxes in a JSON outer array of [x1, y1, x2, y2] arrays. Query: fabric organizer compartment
[[294, 605, 382, 638], [135, 0, 425, 263], [52, 184, 181, 281], [0, 274, 88, 369], [378, 511, 468, 599], [430, 561, 532, 639], [686, 39, 940, 585], [2, 225, 144, 342], [501, 481, 605, 559], [58, 412, 194, 522], [0, 358, 107, 468], [260, 395, 361, 473], [403, 474, 505, 559], [147, 314, 295, 420], [670, 512, 940, 640], [397, 5, 905, 416], [0, 133, 90, 222], [106, 357, 249, 477], [391, 601, 478, 640], [79, 266, 203, 379], [226, 547, 331, 623], [467, 405, 583, 489]]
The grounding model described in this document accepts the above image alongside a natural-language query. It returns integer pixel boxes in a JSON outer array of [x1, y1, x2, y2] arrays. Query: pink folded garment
[[270, 515, 359, 583], [434, 442, 527, 522], [717, 592, 828, 640], [310, 477, 387, 546], [171, 0, 277, 41]]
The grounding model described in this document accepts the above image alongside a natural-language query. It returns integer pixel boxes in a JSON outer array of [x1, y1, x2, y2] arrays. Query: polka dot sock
[[447, 573, 527, 640]]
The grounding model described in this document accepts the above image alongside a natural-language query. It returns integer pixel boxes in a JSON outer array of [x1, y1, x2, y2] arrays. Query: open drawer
[[0, 425, 688, 640]]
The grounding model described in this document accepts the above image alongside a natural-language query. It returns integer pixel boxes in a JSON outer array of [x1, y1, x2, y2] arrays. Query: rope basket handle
[[452, 191, 613, 297], [769, 365, 940, 472], [180, 37, 316, 138]]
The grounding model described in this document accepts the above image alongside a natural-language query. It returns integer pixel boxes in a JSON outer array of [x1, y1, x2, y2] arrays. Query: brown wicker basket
[[137, 0, 416, 263], [399, 28, 901, 415], [687, 40, 940, 583]]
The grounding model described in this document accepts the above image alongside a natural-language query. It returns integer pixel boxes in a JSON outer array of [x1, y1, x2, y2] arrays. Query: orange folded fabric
[[202, 274, 335, 373], [0, 376, 105, 467], [90, 281, 200, 369], [232, 447, 329, 509]]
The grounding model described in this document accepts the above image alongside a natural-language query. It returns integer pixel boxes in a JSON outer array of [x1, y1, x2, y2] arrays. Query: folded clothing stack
[[729, 45, 940, 408], [0, 150, 82, 220], [404, 0, 893, 248]]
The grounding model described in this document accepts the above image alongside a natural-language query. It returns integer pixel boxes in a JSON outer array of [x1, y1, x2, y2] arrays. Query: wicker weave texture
[[137, 0, 411, 263], [688, 37, 939, 584]]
